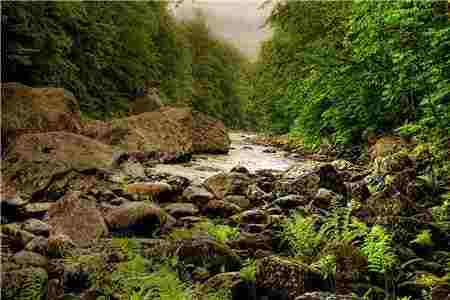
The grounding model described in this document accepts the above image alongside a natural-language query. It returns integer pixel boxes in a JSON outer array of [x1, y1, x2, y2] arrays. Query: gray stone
[[13, 250, 48, 267], [22, 219, 50, 236]]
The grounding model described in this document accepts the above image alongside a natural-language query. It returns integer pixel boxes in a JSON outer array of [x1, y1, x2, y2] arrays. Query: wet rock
[[22, 218, 49, 236], [109, 197, 129, 206], [105, 201, 174, 235], [204, 200, 242, 217], [166, 175, 191, 194], [225, 195, 250, 209], [25, 236, 48, 255], [49, 191, 108, 246], [346, 181, 370, 202], [205, 172, 251, 199], [262, 148, 276, 153], [13, 250, 48, 267], [1, 267, 48, 300], [183, 185, 214, 205], [316, 164, 347, 195], [273, 195, 309, 209], [230, 164, 250, 175], [164, 203, 199, 218]]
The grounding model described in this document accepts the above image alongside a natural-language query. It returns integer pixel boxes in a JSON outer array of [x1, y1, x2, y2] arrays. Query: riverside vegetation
[[1, 1, 449, 300]]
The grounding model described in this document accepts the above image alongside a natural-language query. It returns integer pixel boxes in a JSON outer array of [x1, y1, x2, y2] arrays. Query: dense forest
[[250, 0, 449, 146], [1, 1, 250, 127]]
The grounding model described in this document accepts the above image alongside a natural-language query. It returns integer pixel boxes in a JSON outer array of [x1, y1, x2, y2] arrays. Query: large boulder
[[1, 132, 114, 199], [204, 172, 251, 199], [48, 191, 108, 246], [82, 107, 230, 155], [192, 111, 230, 154], [1, 83, 82, 151], [82, 107, 193, 154]]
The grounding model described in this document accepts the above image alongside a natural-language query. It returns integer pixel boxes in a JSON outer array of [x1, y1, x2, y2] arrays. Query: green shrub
[[281, 214, 322, 260], [239, 259, 257, 282], [361, 225, 397, 274], [411, 230, 434, 247]]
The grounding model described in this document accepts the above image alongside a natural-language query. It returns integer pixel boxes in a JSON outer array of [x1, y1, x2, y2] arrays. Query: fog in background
[[170, 0, 273, 60]]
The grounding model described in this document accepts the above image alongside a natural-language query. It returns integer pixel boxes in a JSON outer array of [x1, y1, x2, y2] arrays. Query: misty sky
[[171, 0, 273, 60]]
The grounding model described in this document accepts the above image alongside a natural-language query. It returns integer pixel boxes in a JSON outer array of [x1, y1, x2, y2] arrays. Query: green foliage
[[311, 254, 336, 280], [361, 225, 397, 274], [239, 259, 257, 282], [281, 214, 323, 261], [2, 2, 251, 127], [251, 0, 450, 145], [411, 229, 434, 246]]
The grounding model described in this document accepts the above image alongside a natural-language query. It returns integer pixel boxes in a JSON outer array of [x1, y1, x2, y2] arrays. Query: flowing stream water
[[153, 132, 297, 183]]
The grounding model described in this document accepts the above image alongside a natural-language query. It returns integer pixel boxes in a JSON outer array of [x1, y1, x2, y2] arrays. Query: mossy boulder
[[192, 111, 230, 154], [1, 82, 82, 151]]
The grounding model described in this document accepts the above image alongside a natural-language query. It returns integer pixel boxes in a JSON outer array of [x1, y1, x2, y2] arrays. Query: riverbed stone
[[183, 185, 214, 205], [224, 195, 250, 209], [205, 172, 250, 199], [13, 250, 48, 267], [204, 200, 242, 217], [163, 202, 199, 218], [48, 191, 108, 246]]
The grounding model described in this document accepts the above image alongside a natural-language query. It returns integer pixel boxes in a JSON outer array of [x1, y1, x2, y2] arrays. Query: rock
[[262, 148, 276, 153], [232, 209, 269, 225], [346, 181, 370, 202], [183, 185, 214, 205], [24, 202, 52, 218], [247, 183, 272, 203], [22, 219, 49, 236], [1, 223, 35, 252], [164, 203, 199, 218], [13, 250, 48, 267], [121, 161, 146, 178], [175, 238, 241, 274], [313, 188, 345, 209], [1, 267, 48, 300], [82, 107, 194, 154], [256, 256, 326, 300], [230, 165, 250, 174], [192, 111, 230, 154], [431, 284, 450, 300], [0, 195, 28, 223], [49, 191, 108, 246], [276, 170, 320, 197], [1, 83, 82, 150], [316, 164, 347, 195], [25, 236, 48, 255], [105, 202, 174, 235], [230, 232, 272, 252], [201, 272, 241, 293], [129, 87, 163, 115], [224, 195, 250, 209], [204, 200, 242, 217], [126, 182, 172, 201], [273, 195, 309, 209], [166, 176, 191, 194], [141, 239, 175, 258], [239, 223, 267, 234], [205, 172, 251, 199]]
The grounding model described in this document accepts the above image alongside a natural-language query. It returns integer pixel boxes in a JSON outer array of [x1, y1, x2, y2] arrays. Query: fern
[[239, 259, 257, 282], [361, 225, 396, 273]]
